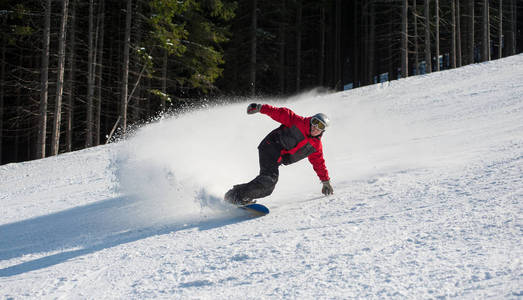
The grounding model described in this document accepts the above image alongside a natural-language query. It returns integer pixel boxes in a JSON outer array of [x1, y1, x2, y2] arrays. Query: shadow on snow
[[0, 195, 252, 277]]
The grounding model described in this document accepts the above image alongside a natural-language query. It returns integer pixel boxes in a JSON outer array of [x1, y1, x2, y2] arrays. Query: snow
[[1, 55, 523, 299]]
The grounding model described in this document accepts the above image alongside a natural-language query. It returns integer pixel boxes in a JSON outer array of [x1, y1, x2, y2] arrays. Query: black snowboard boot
[[224, 185, 255, 205]]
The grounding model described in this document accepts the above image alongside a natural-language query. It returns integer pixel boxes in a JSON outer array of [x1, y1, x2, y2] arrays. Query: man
[[224, 103, 333, 205]]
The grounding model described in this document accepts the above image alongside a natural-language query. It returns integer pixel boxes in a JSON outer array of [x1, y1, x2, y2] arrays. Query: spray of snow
[[113, 95, 334, 220]]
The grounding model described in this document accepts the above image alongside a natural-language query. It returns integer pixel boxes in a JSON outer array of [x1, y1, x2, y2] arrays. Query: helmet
[[310, 113, 330, 131]]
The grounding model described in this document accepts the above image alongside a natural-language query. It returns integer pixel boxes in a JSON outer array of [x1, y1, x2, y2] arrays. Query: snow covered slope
[[1, 55, 522, 299]]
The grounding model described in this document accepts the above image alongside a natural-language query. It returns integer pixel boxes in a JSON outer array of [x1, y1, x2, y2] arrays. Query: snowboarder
[[224, 103, 333, 205]]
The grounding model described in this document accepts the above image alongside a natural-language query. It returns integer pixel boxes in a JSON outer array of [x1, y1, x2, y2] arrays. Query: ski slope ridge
[[1, 55, 522, 298]]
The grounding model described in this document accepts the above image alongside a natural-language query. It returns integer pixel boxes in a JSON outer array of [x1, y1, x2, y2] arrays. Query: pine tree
[[37, 0, 51, 159], [497, 0, 502, 59], [456, 0, 462, 67], [414, 0, 420, 75], [469, 0, 475, 64], [66, 0, 77, 153], [296, 0, 302, 92], [451, 0, 457, 68], [86, 0, 95, 147], [279, 0, 287, 93], [482, 0, 490, 61], [435, 0, 440, 71], [0, 17, 5, 164], [319, 1, 325, 87], [401, 0, 408, 78], [95, 0, 105, 146], [425, 0, 432, 73], [250, 0, 257, 95], [51, 0, 69, 156], [509, 0, 516, 55], [121, 0, 132, 134]]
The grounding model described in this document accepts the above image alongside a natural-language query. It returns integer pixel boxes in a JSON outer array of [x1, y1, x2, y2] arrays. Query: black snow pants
[[235, 130, 282, 201]]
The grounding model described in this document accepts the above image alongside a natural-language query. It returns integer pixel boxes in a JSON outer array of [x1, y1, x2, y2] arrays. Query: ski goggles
[[311, 117, 326, 131]]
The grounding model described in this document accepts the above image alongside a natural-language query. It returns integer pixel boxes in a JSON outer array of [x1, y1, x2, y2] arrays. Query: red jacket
[[260, 104, 330, 181]]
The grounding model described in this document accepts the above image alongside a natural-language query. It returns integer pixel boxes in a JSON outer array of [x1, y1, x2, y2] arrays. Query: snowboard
[[238, 203, 270, 216]]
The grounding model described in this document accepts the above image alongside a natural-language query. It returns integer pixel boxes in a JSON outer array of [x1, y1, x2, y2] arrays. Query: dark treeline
[[1, 0, 522, 164]]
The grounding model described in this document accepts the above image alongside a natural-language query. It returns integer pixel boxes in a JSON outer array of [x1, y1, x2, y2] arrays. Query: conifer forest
[[1, 0, 522, 164]]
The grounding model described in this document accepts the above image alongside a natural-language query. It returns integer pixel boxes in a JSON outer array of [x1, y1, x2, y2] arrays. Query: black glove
[[247, 103, 262, 114], [321, 180, 333, 195]]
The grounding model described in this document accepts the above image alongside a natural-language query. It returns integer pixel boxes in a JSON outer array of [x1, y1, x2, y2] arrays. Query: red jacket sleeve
[[260, 104, 305, 127], [308, 143, 330, 181]]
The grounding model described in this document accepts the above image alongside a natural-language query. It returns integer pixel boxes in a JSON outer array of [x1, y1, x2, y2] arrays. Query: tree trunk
[[336, 0, 342, 89], [363, 5, 368, 84], [279, 1, 286, 94], [95, 0, 105, 146], [249, 0, 257, 96], [482, 0, 490, 61], [105, 35, 114, 133], [161, 50, 167, 111], [0, 19, 5, 164], [401, 0, 409, 78], [86, 0, 95, 147], [146, 77, 151, 118], [51, 0, 70, 156], [353, 0, 359, 86], [498, 0, 502, 59], [319, 3, 325, 87], [121, 0, 132, 134], [451, 0, 457, 68], [66, 0, 76, 153], [435, 0, 440, 71], [509, 0, 516, 55], [37, 0, 51, 159], [425, 0, 432, 73], [368, 1, 375, 84], [389, 10, 395, 80], [456, 0, 462, 67], [107, 63, 146, 144], [414, 0, 420, 75], [469, 0, 475, 64], [296, 0, 302, 92], [15, 55, 22, 161], [130, 0, 143, 124]]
